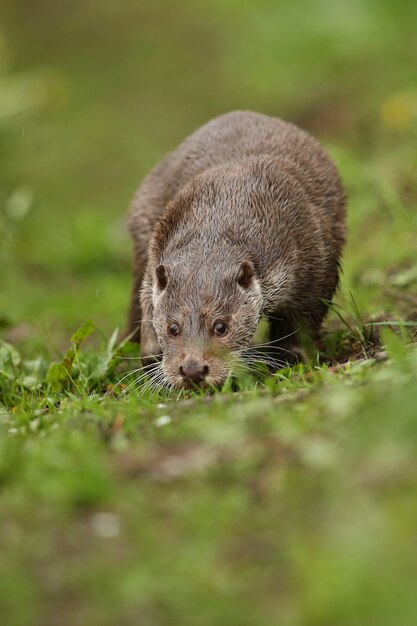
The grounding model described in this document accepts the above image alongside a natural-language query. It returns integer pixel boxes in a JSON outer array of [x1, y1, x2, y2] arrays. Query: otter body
[[127, 111, 346, 389]]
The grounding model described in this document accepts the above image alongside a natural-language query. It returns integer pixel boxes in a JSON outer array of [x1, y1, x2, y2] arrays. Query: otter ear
[[237, 261, 255, 289], [155, 264, 168, 290]]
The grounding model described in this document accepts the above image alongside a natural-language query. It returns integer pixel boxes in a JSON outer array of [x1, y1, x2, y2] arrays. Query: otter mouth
[[168, 374, 226, 392], [172, 377, 213, 391], [181, 380, 210, 391]]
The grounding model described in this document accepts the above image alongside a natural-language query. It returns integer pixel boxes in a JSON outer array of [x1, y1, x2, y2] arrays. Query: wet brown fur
[[127, 111, 346, 388]]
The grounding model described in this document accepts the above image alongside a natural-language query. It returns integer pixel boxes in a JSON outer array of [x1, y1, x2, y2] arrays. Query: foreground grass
[[1, 322, 417, 625]]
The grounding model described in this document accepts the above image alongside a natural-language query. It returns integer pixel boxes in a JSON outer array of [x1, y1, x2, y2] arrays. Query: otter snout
[[179, 360, 209, 387]]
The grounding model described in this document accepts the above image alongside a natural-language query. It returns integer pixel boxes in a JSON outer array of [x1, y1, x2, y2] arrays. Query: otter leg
[[125, 266, 161, 371], [125, 189, 167, 345], [140, 325, 161, 368], [125, 255, 144, 343], [138, 275, 162, 367], [125, 258, 162, 367], [126, 161, 177, 366]]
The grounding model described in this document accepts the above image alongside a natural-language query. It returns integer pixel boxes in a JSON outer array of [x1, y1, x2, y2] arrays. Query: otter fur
[[127, 111, 346, 389]]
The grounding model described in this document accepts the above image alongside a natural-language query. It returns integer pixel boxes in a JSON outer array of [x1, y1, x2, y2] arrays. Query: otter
[[127, 111, 346, 389]]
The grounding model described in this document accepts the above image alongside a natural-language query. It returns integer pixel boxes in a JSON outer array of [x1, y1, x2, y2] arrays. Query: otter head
[[151, 259, 263, 389]]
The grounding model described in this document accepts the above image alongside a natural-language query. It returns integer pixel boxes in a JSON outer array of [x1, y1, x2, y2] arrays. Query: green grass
[[1, 0, 417, 624]]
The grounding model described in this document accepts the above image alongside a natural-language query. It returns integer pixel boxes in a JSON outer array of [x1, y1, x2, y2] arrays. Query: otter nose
[[179, 361, 209, 384]]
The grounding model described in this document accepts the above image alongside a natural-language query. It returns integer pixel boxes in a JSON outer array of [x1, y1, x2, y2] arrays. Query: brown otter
[[127, 111, 346, 389]]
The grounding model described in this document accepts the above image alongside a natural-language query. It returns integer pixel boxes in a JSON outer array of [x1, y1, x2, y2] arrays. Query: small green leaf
[[0, 340, 21, 371], [70, 319, 95, 347], [46, 361, 70, 390], [106, 328, 119, 354], [21, 375, 41, 390], [380, 328, 408, 362]]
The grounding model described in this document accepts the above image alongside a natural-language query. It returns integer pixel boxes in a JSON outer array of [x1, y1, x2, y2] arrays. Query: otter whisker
[[239, 346, 288, 363], [115, 351, 162, 361], [243, 356, 286, 368], [118, 374, 157, 400], [139, 369, 168, 396], [114, 366, 153, 391], [231, 364, 270, 385], [114, 362, 159, 390], [117, 363, 162, 398], [261, 315, 284, 322], [234, 361, 267, 375], [238, 351, 288, 371], [147, 378, 163, 394], [247, 342, 298, 353], [147, 376, 169, 396], [121, 369, 163, 399], [247, 327, 301, 348], [235, 357, 273, 372], [240, 359, 285, 374], [245, 345, 299, 360]]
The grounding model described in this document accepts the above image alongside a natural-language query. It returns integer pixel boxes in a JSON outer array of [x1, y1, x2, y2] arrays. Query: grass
[[1, 0, 417, 624], [2, 328, 417, 626]]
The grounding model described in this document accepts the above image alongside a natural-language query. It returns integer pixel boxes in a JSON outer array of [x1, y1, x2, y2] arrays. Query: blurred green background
[[2, 3, 417, 626], [1, 0, 417, 354]]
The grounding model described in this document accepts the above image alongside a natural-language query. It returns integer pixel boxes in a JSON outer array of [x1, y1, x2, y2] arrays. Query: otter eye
[[213, 321, 228, 337], [168, 323, 180, 337]]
